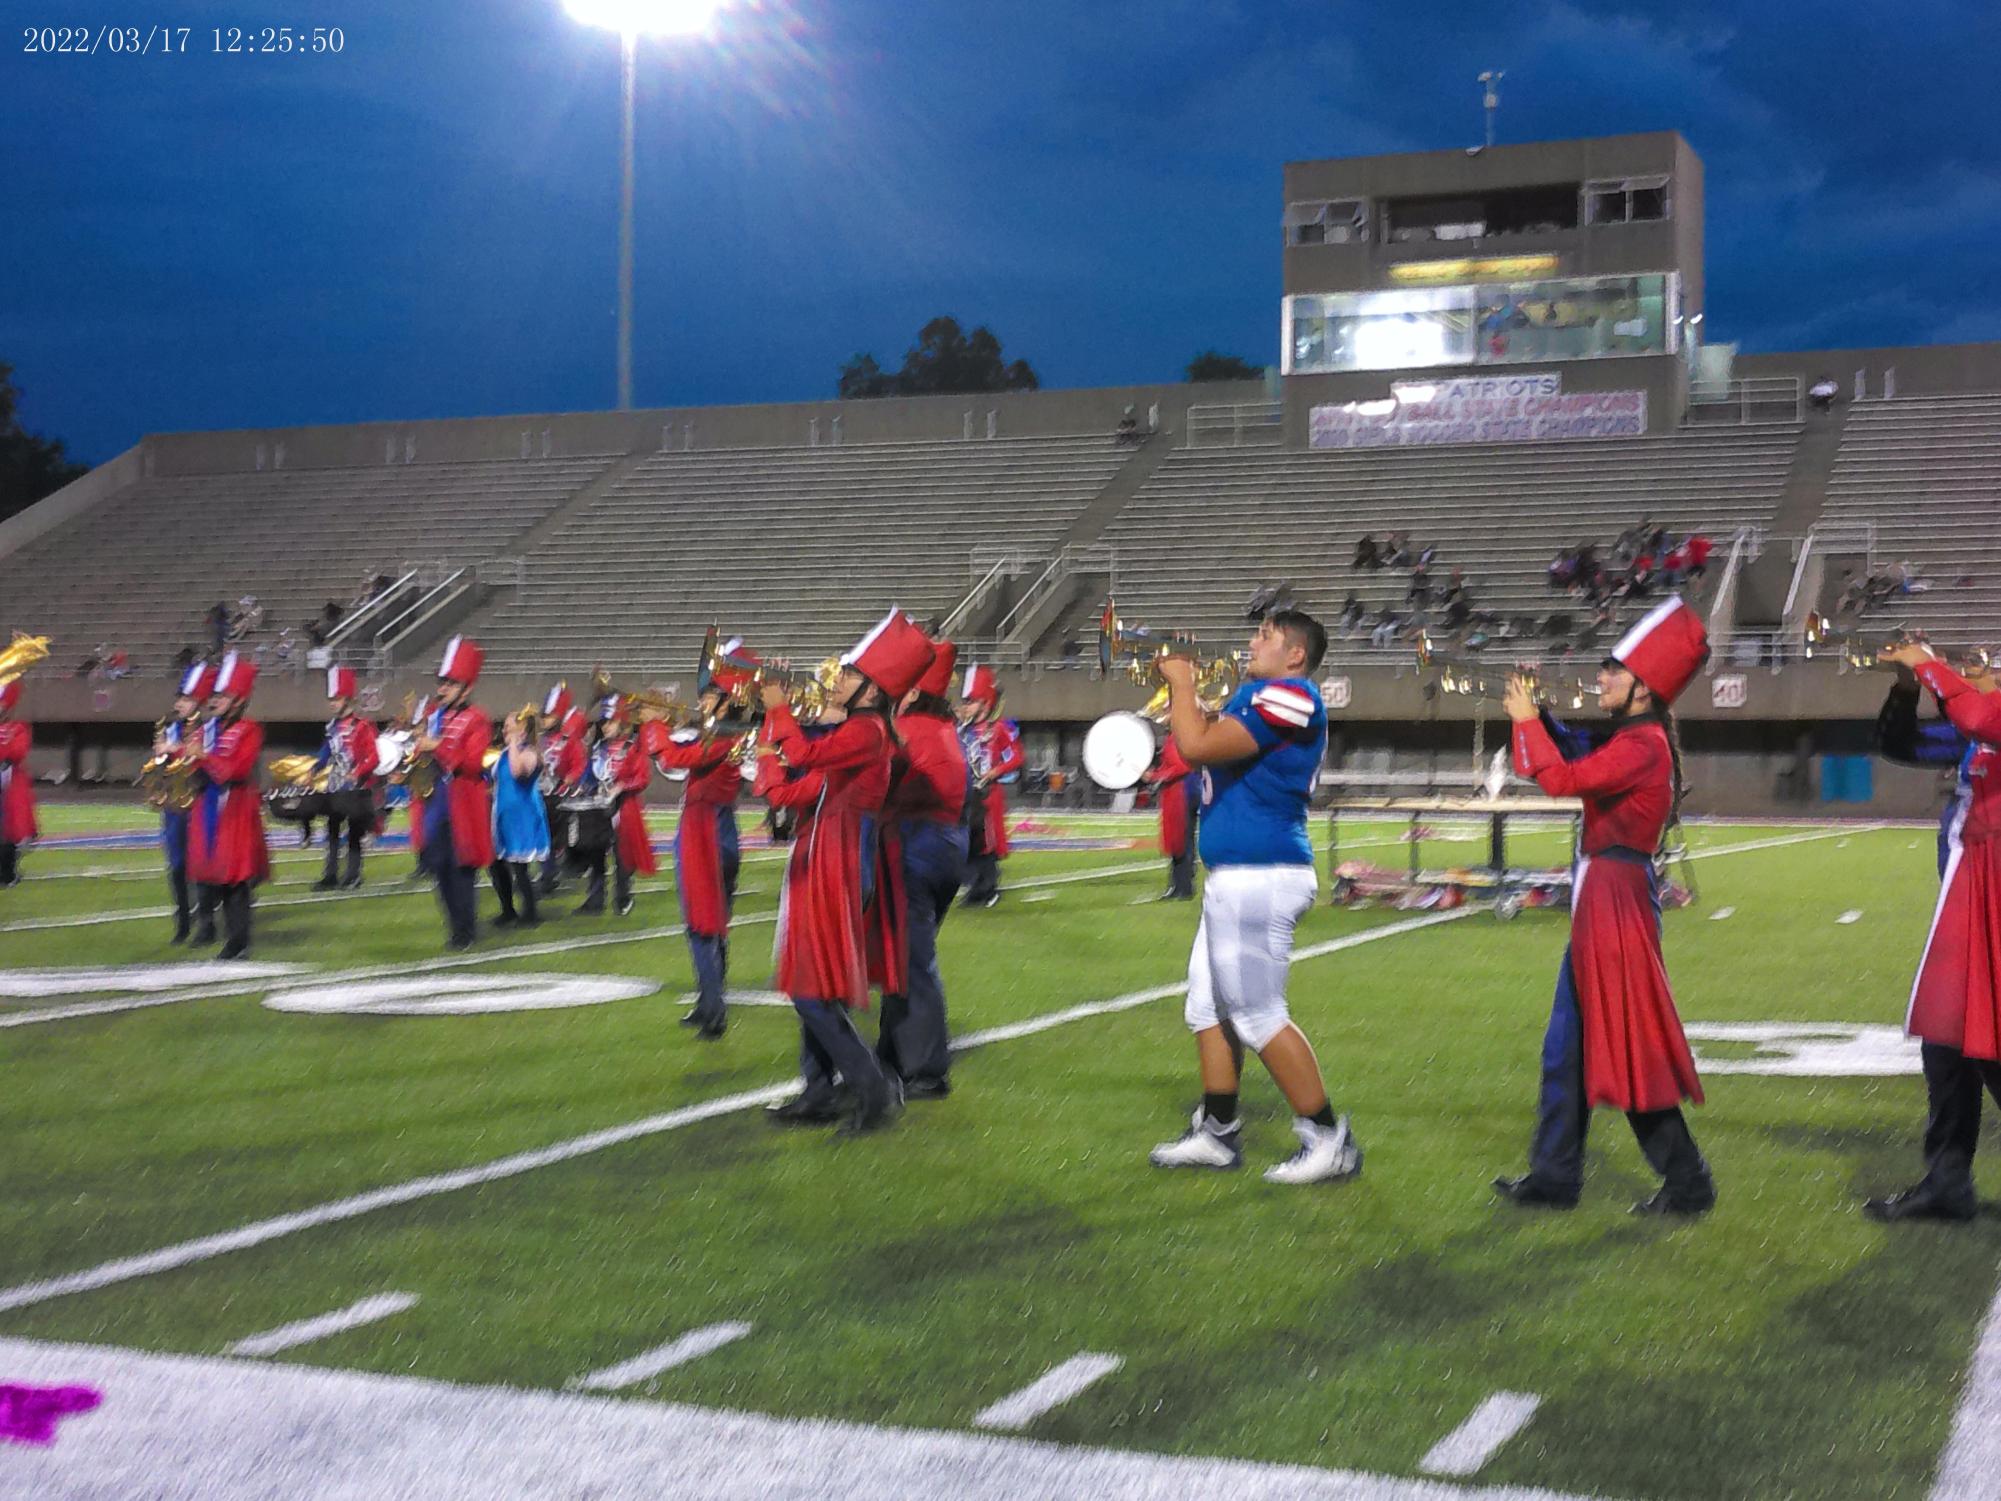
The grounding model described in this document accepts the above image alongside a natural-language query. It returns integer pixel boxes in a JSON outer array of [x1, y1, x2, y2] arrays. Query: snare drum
[[561, 798, 614, 857]]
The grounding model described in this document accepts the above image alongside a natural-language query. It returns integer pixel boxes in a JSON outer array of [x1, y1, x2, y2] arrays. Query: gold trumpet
[[696, 630, 841, 721], [1097, 606, 1242, 719], [138, 714, 204, 810], [1415, 633, 1592, 710], [0, 632, 51, 690], [1802, 612, 1925, 670]]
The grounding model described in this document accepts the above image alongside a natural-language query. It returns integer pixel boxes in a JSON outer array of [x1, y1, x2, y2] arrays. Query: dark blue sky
[[9, 0, 2000, 463]]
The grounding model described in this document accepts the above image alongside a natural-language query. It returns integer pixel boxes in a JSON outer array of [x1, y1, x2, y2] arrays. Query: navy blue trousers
[[794, 998, 888, 1102], [878, 820, 968, 1085], [679, 808, 741, 1027], [421, 793, 477, 945]]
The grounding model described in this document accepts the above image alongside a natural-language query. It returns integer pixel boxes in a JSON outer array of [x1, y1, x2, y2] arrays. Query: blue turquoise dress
[[491, 750, 550, 863]]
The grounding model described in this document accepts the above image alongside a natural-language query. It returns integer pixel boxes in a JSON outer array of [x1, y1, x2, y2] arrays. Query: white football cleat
[[1149, 1110, 1243, 1170], [1263, 1114, 1362, 1186]]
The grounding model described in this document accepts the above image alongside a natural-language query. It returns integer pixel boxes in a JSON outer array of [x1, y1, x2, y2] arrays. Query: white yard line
[[226, 1292, 418, 1358], [0, 857, 1163, 1030], [1418, 1393, 1542, 1478], [972, 1353, 1124, 1431], [1929, 1268, 2001, 1501], [0, 881, 422, 934], [0, 1334, 1603, 1501], [572, 1322, 755, 1391], [0, 909, 1469, 1314]]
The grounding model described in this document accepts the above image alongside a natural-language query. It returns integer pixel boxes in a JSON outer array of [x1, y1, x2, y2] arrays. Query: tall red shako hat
[[213, 651, 258, 702], [961, 663, 1000, 709], [916, 636, 959, 698], [326, 665, 357, 702], [709, 637, 760, 698], [1607, 597, 1709, 706], [438, 635, 483, 687], [544, 682, 573, 722], [845, 609, 936, 699], [179, 660, 218, 700]]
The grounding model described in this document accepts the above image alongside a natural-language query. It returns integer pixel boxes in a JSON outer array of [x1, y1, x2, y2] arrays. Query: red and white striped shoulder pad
[[1250, 682, 1316, 729]]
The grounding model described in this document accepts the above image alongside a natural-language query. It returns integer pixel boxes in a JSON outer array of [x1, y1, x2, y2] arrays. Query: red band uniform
[[574, 698, 654, 917], [539, 703, 588, 895], [645, 667, 751, 1035], [1144, 736, 1198, 900], [0, 677, 36, 888], [1861, 654, 2001, 1221], [759, 610, 929, 1133], [875, 635, 970, 1094], [316, 665, 381, 891], [959, 664, 1021, 907], [423, 637, 493, 950], [1500, 599, 1715, 1213], [189, 653, 271, 958]]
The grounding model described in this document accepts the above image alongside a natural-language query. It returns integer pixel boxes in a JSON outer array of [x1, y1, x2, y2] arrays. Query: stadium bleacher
[[1095, 426, 1799, 650], [1817, 392, 2001, 648], [462, 435, 1132, 674], [0, 456, 615, 671]]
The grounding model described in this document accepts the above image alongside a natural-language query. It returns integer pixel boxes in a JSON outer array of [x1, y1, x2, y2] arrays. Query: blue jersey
[[1196, 677, 1325, 868]]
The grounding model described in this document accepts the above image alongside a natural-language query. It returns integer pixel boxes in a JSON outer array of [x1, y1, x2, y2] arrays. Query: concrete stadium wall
[[0, 442, 147, 566], [139, 382, 1267, 477]]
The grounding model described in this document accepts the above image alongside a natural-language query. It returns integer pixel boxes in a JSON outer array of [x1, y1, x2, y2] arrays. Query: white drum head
[[1083, 711, 1157, 791], [374, 735, 407, 777]]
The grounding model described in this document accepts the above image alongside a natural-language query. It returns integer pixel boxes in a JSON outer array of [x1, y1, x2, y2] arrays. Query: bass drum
[[1082, 711, 1158, 791], [373, 735, 407, 780], [266, 786, 329, 825]]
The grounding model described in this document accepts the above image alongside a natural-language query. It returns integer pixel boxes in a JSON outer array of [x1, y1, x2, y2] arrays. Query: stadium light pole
[[563, 0, 731, 412]]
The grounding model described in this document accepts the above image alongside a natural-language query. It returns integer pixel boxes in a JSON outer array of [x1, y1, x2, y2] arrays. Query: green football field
[[3, 800, 1998, 1500]]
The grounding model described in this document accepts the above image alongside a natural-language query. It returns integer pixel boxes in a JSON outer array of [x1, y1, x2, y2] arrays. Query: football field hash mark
[[972, 1353, 1123, 1431], [573, 1322, 755, 1391], [226, 1292, 418, 1358], [1836, 909, 1863, 924], [1419, 1391, 1543, 1477], [1708, 906, 1735, 921]]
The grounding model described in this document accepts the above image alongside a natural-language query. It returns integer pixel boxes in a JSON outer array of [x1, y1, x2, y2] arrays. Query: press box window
[[1585, 177, 1670, 225], [1286, 199, 1368, 246]]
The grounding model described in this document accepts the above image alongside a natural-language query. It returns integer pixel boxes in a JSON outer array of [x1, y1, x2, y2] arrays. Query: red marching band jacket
[[434, 704, 495, 869], [884, 712, 967, 826], [543, 719, 587, 792], [643, 720, 742, 937], [974, 717, 1024, 857], [0, 719, 35, 845], [191, 717, 271, 887], [757, 706, 892, 1008], [1909, 659, 2001, 1060], [1513, 714, 1703, 1113], [1144, 737, 1193, 858], [599, 732, 657, 875]]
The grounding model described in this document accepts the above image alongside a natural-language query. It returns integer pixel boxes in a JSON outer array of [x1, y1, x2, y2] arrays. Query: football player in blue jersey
[[1147, 609, 1360, 1185]]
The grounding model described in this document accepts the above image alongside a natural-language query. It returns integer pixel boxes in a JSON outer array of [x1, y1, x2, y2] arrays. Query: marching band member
[[1495, 597, 1715, 1215], [0, 675, 35, 888], [189, 652, 271, 960], [759, 609, 930, 1134], [1144, 734, 1199, 901], [876, 634, 970, 1098], [419, 637, 494, 951], [1148, 610, 1362, 1186], [537, 684, 580, 897], [314, 665, 380, 891], [1865, 640, 2001, 1222], [576, 695, 655, 917], [489, 709, 549, 928], [957, 664, 1022, 908], [643, 662, 753, 1039], [157, 660, 214, 942]]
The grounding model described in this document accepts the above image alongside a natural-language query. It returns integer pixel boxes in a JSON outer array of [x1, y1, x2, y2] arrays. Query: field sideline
[[3, 801, 1998, 1500]]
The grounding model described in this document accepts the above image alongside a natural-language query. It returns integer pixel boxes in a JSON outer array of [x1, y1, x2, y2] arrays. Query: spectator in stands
[[306, 618, 329, 649], [1809, 376, 1839, 411], [208, 601, 231, 653], [1406, 562, 1432, 607], [1383, 532, 1412, 568], [1352, 535, 1381, 570], [1114, 407, 1142, 447], [1416, 542, 1439, 571], [1548, 547, 1578, 591], [1442, 572, 1473, 631], [1338, 593, 1366, 634], [1369, 611, 1403, 648]]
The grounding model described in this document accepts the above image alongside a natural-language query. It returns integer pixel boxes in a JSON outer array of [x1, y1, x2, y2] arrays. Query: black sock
[[1308, 1103, 1337, 1129], [1202, 1092, 1239, 1129]]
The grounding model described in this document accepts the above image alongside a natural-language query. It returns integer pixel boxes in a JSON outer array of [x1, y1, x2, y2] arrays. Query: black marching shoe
[[339, 873, 363, 890], [170, 927, 190, 946], [1492, 1174, 1580, 1210], [215, 941, 250, 962], [678, 1010, 706, 1028], [1863, 1181, 1977, 1224], [766, 1088, 843, 1125], [492, 910, 518, 928], [1631, 1182, 1717, 1217], [193, 926, 217, 947], [901, 1077, 951, 1101], [694, 1019, 727, 1041], [573, 898, 605, 917], [312, 875, 340, 892], [839, 1079, 902, 1136]]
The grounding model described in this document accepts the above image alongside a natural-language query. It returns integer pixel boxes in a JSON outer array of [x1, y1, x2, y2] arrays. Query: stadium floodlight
[[564, 0, 725, 37], [564, 0, 733, 410]]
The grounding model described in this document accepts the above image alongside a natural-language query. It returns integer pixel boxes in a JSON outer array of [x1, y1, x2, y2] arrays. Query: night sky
[[9, 0, 2000, 464]]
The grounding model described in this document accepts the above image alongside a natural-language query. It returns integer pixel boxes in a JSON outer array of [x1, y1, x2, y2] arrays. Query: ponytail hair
[[1645, 699, 1689, 851]]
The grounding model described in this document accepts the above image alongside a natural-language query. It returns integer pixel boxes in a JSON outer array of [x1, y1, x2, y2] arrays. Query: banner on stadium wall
[[1309, 373, 1647, 449]]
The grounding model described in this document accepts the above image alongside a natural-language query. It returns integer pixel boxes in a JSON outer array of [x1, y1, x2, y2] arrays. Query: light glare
[[563, 0, 726, 37]]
